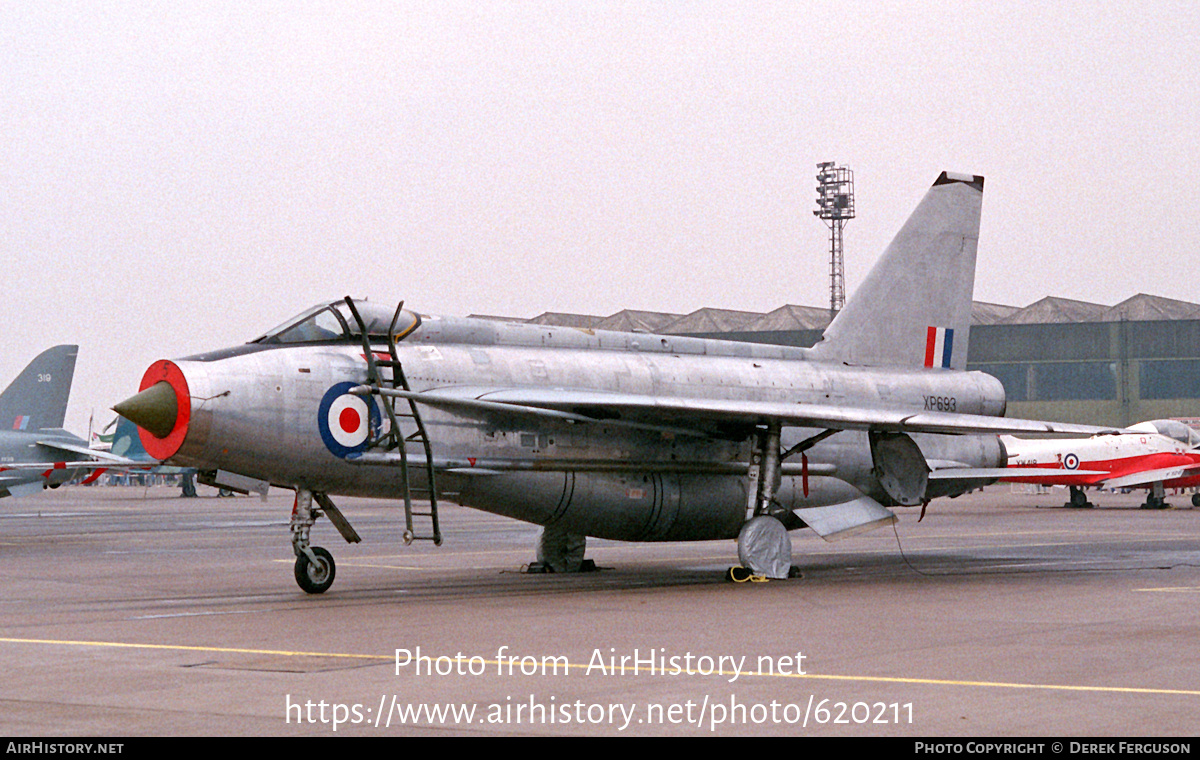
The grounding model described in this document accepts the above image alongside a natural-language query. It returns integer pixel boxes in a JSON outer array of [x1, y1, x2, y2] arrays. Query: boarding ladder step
[[343, 297, 443, 546]]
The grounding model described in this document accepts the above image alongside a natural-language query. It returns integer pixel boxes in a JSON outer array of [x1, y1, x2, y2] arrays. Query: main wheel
[[294, 546, 336, 594]]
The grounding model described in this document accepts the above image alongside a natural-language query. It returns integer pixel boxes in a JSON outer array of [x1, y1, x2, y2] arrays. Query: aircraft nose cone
[[120, 360, 192, 460], [113, 381, 178, 439]]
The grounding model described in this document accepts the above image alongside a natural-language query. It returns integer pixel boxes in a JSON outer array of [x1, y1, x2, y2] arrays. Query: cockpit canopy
[[1127, 419, 1200, 448], [251, 299, 421, 345]]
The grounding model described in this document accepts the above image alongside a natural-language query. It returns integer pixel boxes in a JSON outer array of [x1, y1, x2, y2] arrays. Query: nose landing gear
[[290, 488, 360, 594], [295, 546, 336, 594]]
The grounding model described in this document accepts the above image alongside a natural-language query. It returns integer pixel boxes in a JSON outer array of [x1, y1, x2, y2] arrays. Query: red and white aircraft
[[1000, 419, 1200, 508]]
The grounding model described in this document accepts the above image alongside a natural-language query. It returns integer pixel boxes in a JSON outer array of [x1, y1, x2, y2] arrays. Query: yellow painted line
[[2, 637, 1198, 697], [1137, 586, 1200, 593], [0, 636, 387, 661]]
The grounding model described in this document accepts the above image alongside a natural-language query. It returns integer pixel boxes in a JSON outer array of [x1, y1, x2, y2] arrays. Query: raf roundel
[[1063, 453, 1080, 470], [318, 382, 381, 458]]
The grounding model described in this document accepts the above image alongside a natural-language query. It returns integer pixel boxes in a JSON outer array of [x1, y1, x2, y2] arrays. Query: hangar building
[[484, 293, 1200, 428]]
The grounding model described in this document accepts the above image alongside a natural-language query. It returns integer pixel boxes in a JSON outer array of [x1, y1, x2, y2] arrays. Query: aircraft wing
[[0, 440, 155, 475], [929, 465, 1109, 482], [36, 439, 151, 466], [1099, 463, 1200, 490], [0, 459, 152, 472], [0, 460, 135, 473], [357, 385, 1120, 439]]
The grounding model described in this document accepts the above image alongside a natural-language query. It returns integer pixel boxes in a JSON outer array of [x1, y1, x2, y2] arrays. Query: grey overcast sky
[[3, 1, 1199, 435]]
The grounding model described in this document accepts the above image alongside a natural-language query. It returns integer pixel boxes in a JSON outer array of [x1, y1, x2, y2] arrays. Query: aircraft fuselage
[[1003, 430, 1200, 490], [144, 319, 1008, 541]]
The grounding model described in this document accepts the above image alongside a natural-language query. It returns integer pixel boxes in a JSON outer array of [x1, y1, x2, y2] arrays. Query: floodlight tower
[[814, 162, 855, 321]]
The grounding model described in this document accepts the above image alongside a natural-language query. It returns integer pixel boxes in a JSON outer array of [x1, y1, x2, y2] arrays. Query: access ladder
[[343, 297, 443, 546]]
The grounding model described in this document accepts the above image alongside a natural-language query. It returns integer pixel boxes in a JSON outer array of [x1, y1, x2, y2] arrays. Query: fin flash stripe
[[924, 326, 954, 369]]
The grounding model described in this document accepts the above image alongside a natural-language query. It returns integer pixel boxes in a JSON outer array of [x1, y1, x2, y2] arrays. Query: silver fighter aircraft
[[114, 172, 1111, 592], [0, 345, 142, 498]]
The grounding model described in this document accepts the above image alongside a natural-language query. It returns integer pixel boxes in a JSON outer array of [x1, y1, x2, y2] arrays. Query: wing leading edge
[[353, 385, 1121, 439]]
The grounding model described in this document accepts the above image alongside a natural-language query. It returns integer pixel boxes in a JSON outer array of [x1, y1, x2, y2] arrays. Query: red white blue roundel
[[1063, 453, 1080, 470], [318, 382, 381, 458]]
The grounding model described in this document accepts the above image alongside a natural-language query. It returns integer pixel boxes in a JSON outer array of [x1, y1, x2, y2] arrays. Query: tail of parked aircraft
[[808, 172, 984, 371], [0, 345, 79, 432], [109, 415, 153, 461]]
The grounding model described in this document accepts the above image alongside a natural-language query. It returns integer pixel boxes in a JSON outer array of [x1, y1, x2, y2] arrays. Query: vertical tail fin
[[110, 415, 153, 461], [0, 345, 79, 431], [808, 172, 984, 370]]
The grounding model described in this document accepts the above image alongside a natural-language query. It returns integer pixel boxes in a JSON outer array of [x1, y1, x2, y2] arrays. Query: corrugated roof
[[663, 308, 765, 334], [742, 304, 832, 331], [526, 312, 604, 328], [493, 293, 1200, 334], [593, 309, 683, 333], [1002, 296, 1109, 324], [1101, 293, 1200, 321], [971, 301, 1021, 325]]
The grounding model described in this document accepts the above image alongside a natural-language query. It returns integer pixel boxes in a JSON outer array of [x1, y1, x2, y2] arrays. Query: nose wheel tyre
[[295, 546, 336, 594]]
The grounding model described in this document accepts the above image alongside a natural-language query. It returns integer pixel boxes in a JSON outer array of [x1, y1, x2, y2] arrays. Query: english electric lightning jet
[[1000, 420, 1200, 509], [0, 345, 143, 498], [114, 171, 1115, 593]]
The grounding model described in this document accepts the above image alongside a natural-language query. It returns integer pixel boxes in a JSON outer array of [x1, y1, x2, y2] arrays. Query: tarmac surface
[[1, 483, 1198, 737]]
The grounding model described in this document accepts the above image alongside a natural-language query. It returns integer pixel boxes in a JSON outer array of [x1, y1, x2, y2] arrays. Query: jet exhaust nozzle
[[113, 381, 177, 439]]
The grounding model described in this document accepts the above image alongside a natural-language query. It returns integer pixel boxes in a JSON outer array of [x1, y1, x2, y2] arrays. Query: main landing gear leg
[[1141, 482, 1170, 510], [291, 488, 336, 594], [525, 524, 596, 573], [731, 423, 798, 581], [1065, 486, 1093, 509], [734, 515, 794, 580]]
